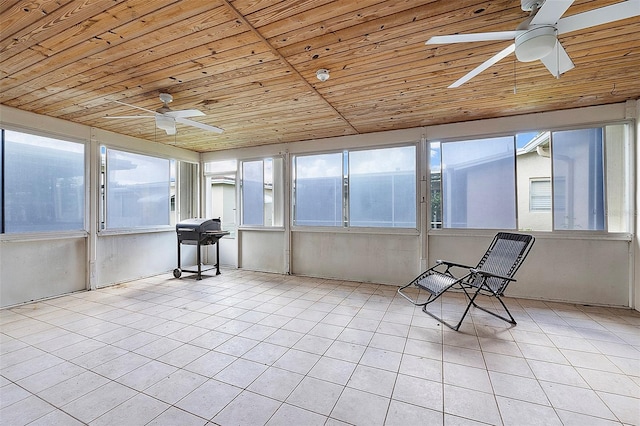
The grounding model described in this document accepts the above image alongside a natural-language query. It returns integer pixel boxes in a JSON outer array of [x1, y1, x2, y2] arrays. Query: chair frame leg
[[421, 303, 464, 331], [397, 273, 518, 331], [467, 289, 517, 325], [421, 283, 483, 331], [402, 283, 517, 331], [398, 282, 473, 332]]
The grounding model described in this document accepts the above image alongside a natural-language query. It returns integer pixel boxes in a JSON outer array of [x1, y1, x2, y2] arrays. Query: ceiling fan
[[426, 0, 640, 88], [106, 93, 223, 135]]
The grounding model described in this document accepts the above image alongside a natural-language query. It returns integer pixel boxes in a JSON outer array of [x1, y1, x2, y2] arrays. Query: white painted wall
[[216, 238, 238, 269], [96, 232, 181, 287], [428, 232, 631, 306], [291, 231, 420, 285], [238, 230, 285, 273], [0, 236, 86, 306]]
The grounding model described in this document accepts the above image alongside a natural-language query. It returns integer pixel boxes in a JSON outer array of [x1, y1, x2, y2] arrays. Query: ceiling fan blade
[[531, 0, 574, 25], [104, 115, 155, 119], [175, 117, 224, 134], [557, 0, 640, 35], [112, 99, 157, 115], [426, 31, 518, 45], [449, 43, 516, 88], [164, 109, 205, 119], [540, 41, 575, 77]]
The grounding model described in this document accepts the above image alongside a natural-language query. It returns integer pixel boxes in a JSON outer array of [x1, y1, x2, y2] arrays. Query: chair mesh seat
[[417, 273, 460, 297]]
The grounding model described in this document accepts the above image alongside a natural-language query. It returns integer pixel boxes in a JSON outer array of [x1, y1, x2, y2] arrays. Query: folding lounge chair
[[398, 232, 534, 331]]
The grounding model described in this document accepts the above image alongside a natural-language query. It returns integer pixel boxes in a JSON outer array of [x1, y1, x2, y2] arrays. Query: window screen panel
[[429, 142, 442, 229], [106, 149, 170, 229], [4, 130, 85, 233], [441, 136, 516, 229], [294, 153, 343, 227], [604, 124, 630, 233], [348, 146, 416, 228], [206, 160, 237, 237], [242, 160, 264, 226], [178, 161, 198, 222], [552, 128, 605, 231]]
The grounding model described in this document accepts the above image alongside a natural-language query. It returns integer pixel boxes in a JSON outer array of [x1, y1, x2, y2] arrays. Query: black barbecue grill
[[174, 218, 229, 280]]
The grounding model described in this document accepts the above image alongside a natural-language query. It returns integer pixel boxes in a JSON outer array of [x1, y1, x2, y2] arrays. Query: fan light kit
[[155, 115, 176, 135], [514, 25, 556, 62], [426, 0, 640, 88], [316, 69, 330, 82], [105, 93, 224, 135]]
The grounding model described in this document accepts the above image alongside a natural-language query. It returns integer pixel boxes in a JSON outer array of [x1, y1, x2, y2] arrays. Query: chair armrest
[[437, 260, 474, 269], [470, 268, 516, 282]]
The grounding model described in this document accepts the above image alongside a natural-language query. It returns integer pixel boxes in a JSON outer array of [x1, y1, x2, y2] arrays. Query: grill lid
[[176, 218, 221, 233]]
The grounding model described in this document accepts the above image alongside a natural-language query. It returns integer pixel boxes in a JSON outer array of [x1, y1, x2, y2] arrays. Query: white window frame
[[238, 156, 284, 229], [99, 146, 173, 233], [1, 128, 87, 236], [291, 143, 419, 231], [428, 121, 633, 235]]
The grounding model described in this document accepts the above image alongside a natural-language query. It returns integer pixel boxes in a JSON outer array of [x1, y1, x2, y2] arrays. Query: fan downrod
[[521, 0, 544, 12], [159, 93, 173, 105]]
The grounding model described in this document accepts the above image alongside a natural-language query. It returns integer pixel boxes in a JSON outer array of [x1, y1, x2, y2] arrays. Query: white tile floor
[[1, 270, 639, 425]]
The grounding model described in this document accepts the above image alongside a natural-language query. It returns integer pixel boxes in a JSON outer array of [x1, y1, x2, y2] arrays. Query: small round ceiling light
[[316, 68, 330, 82]]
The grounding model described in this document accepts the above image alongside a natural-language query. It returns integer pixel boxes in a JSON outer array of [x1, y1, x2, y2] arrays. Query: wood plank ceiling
[[1, 0, 639, 152]]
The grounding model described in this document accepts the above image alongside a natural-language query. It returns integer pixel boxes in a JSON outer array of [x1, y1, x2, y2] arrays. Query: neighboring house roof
[[517, 131, 550, 156]]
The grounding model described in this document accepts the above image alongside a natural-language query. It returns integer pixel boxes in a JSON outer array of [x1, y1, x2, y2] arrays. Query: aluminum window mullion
[[343, 150, 349, 228]]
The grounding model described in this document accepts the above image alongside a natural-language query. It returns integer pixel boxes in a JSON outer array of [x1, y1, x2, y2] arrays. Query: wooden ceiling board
[[0, 2, 238, 99], [28, 40, 276, 117], [1, 0, 639, 152], [0, 2, 228, 102]]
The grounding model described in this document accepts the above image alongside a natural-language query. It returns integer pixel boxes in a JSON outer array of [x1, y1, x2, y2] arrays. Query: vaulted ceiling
[[2, 0, 639, 152]]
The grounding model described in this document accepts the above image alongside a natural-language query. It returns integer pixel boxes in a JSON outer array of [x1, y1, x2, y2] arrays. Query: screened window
[[294, 153, 343, 227], [552, 128, 605, 231], [239, 157, 282, 227], [175, 161, 198, 225], [430, 123, 630, 232], [242, 160, 264, 225], [605, 124, 630, 232], [242, 159, 273, 226], [293, 146, 417, 228], [440, 136, 516, 229], [205, 160, 237, 237], [430, 142, 442, 229], [349, 146, 416, 227], [2, 130, 85, 233], [103, 149, 171, 229]]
